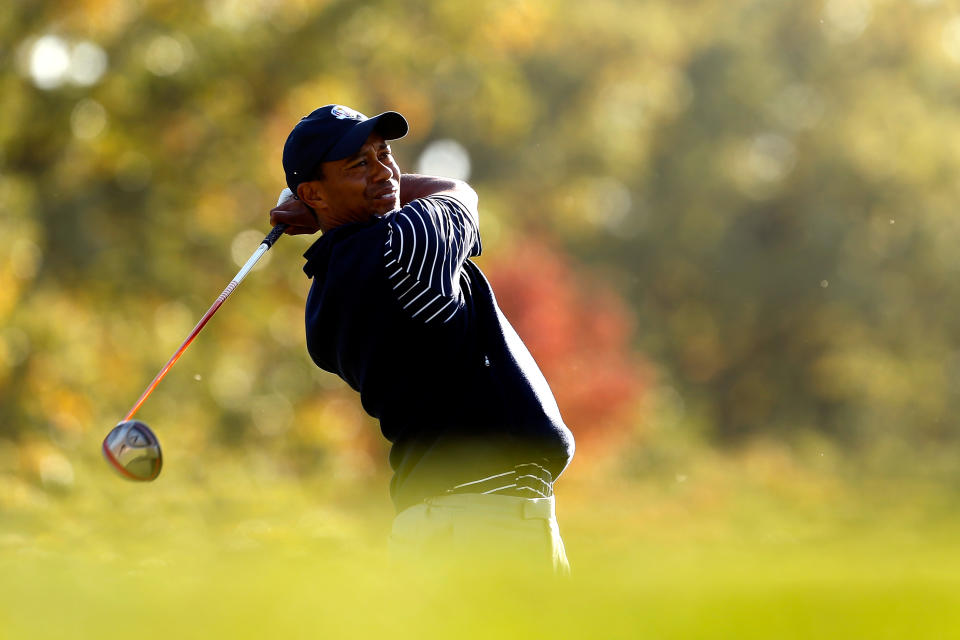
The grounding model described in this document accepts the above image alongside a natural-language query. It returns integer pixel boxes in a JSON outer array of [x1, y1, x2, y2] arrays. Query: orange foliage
[[484, 239, 648, 451]]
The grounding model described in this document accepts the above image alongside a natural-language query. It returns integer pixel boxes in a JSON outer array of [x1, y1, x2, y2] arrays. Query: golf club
[[102, 188, 295, 480]]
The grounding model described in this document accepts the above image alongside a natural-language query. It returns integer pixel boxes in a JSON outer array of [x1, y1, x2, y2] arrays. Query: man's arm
[[270, 174, 477, 235], [399, 174, 478, 226], [384, 175, 481, 324]]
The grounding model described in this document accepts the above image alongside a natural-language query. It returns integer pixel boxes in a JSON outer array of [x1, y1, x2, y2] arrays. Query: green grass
[[2, 443, 959, 639]]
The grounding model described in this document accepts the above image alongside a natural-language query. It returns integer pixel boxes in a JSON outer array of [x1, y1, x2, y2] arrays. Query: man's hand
[[270, 197, 321, 235]]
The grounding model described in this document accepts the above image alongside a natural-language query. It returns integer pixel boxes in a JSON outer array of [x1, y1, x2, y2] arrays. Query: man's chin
[[372, 199, 400, 215]]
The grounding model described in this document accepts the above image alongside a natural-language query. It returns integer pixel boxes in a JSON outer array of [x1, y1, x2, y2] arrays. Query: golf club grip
[[262, 223, 287, 248]]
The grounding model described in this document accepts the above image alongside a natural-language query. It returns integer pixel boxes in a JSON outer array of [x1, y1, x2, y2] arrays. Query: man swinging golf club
[[271, 105, 575, 574]]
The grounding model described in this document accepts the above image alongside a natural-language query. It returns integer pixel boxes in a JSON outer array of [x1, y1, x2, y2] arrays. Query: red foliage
[[484, 239, 649, 449]]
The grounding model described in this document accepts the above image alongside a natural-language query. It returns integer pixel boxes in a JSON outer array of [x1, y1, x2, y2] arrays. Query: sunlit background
[[3, 0, 960, 637]]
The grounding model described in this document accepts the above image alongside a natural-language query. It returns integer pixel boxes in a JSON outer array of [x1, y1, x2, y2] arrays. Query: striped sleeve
[[384, 195, 481, 324]]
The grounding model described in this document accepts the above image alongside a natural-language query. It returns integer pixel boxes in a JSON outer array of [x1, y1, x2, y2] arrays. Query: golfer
[[270, 105, 575, 574]]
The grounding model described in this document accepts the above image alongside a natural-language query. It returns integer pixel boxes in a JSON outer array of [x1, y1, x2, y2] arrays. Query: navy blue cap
[[282, 105, 408, 192]]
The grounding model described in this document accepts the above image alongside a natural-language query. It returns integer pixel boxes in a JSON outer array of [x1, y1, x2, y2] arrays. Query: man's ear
[[297, 181, 328, 216]]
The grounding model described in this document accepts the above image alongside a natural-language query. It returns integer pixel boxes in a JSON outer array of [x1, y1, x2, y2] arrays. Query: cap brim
[[326, 111, 409, 162]]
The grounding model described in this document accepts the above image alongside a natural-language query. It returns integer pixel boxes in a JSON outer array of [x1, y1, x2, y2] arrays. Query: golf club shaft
[[122, 222, 287, 421]]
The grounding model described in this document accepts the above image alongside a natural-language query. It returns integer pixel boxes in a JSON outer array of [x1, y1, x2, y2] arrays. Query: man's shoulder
[[391, 194, 473, 224]]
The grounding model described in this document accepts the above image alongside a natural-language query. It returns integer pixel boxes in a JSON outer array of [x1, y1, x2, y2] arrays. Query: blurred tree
[[485, 237, 648, 450], [3, 0, 960, 471]]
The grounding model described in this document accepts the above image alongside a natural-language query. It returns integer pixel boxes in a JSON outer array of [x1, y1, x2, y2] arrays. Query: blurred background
[[3, 0, 960, 637]]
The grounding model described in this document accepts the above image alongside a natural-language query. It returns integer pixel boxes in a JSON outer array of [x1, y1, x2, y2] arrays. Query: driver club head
[[102, 420, 163, 481]]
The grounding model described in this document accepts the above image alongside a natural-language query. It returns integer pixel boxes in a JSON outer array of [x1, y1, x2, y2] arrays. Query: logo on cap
[[331, 105, 365, 121]]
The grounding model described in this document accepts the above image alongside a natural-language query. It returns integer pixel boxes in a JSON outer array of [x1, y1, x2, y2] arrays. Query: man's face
[[312, 132, 401, 222]]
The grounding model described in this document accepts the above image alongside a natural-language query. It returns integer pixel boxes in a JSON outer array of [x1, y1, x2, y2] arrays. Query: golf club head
[[102, 420, 163, 481]]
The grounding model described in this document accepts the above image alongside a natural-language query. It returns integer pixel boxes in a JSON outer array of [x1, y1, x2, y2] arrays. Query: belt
[[445, 462, 554, 498]]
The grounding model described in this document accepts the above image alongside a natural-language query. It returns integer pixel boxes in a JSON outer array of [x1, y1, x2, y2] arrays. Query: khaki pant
[[390, 493, 570, 576]]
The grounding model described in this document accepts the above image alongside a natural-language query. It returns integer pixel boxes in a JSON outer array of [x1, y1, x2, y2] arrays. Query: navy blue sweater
[[302, 195, 574, 512]]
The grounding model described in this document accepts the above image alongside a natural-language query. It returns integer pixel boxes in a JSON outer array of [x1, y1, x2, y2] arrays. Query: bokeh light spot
[[822, 0, 873, 42], [732, 133, 796, 199], [586, 177, 632, 232], [145, 35, 185, 76], [416, 139, 472, 181], [769, 84, 825, 131], [28, 35, 71, 90], [68, 41, 108, 86], [748, 134, 796, 183], [9, 240, 42, 280], [210, 354, 254, 409], [251, 393, 294, 436], [269, 305, 303, 347], [38, 451, 74, 490], [154, 301, 194, 349], [206, 0, 262, 30], [942, 17, 960, 63], [70, 99, 107, 140]]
